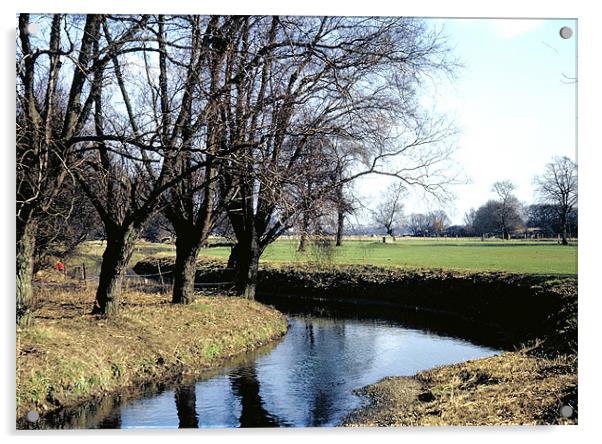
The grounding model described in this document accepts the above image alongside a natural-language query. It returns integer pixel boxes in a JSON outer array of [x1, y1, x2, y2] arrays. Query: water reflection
[[175, 385, 198, 428], [229, 365, 285, 427], [31, 303, 501, 429], [256, 316, 378, 426], [258, 294, 518, 350]]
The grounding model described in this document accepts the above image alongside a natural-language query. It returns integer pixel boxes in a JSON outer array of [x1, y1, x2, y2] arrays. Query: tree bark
[[16, 217, 37, 327], [561, 216, 569, 245], [235, 235, 260, 300], [93, 225, 139, 316], [244, 252, 260, 300], [298, 233, 307, 252], [335, 210, 344, 247], [172, 234, 200, 304], [298, 212, 309, 252], [227, 243, 240, 269]]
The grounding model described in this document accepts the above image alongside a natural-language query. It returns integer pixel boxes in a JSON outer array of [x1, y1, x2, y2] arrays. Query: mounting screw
[[26, 410, 39, 423], [559, 26, 573, 39], [26, 22, 39, 36], [560, 405, 574, 418]]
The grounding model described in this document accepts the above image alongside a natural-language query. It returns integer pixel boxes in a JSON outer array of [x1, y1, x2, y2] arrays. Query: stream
[[36, 296, 501, 429]]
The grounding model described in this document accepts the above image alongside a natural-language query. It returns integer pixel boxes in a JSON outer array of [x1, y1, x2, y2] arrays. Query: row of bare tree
[[369, 182, 452, 239], [463, 158, 578, 242], [368, 156, 577, 241], [17, 14, 458, 325]]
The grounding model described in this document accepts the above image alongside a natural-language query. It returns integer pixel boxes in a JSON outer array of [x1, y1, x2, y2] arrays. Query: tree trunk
[[561, 213, 569, 245], [93, 226, 139, 316], [244, 252, 260, 300], [298, 212, 309, 252], [16, 217, 37, 327], [235, 235, 260, 300], [172, 234, 200, 304], [227, 243, 239, 269], [298, 233, 307, 252], [335, 210, 344, 247]]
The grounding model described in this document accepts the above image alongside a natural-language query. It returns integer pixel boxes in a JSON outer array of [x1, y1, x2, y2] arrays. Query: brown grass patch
[[16, 286, 288, 420], [344, 351, 577, 426]]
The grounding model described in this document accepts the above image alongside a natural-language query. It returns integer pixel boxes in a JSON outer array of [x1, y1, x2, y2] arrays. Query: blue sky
[[357, 17, 577, 225]]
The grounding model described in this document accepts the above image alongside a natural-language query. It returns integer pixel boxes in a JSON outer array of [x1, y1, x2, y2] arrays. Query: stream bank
[[133, 257, 577, 426], [135, 258, 577, 352], [343, 351, 577, 426], [16, 286, 288, 426]]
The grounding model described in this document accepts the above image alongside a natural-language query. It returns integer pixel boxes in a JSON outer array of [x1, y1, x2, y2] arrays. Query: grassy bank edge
[[136, 257, 577, 350], [342, 350, 577, 426], [16, 290, 289, 423]]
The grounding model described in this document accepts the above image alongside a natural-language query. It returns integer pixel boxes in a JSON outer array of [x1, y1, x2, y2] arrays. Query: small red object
[[55, 261, 65, 272]]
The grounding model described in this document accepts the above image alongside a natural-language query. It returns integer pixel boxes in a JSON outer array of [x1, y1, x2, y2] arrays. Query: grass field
[[64, 237, 577, 277], [202, 238, 578, 275]]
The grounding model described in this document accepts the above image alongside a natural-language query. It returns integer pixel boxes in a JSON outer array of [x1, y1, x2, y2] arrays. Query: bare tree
[[70, 15, 225, 314], [534, 156, 577, 245], [16, 14, 135, 325], [67, 15, 181, 315], [491, 180, 522, 240], [372, 183, 407, 240], [473, 199, 524, 238], [463, 208, 476, 227], [162, 16, 244, 304], [404, 210, 449, 237], [295, 145, 333, 252], [427, 209, 450, 236], [405, 213, 430, 236], [17, 14, 460, 312], [218, 16, 459, 299], [296, 144, 358, 250], [463, 208, 477, 236]]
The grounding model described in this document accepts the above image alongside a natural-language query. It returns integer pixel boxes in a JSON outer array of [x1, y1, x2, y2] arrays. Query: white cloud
[[490, 19, 544, 39]]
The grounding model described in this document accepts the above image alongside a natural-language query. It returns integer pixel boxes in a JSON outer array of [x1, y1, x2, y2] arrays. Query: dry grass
[[344, 351, 577, 426], [16, 286, 288, 420]]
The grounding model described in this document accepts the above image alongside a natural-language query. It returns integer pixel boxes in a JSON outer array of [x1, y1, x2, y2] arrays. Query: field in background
[[64, 237, 577, 277], [61, 241, 176, 279]]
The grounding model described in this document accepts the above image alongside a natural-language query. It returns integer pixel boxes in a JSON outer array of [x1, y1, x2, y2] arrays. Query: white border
[[3, 1, 600, 444]]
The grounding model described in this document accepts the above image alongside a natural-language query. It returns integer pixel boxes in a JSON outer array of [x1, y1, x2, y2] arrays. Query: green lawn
[[66, 237, 577, 277], [200, 238, 578, 276]]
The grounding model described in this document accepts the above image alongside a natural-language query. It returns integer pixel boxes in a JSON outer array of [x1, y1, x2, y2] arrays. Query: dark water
[[33, 298, 500, 429]]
